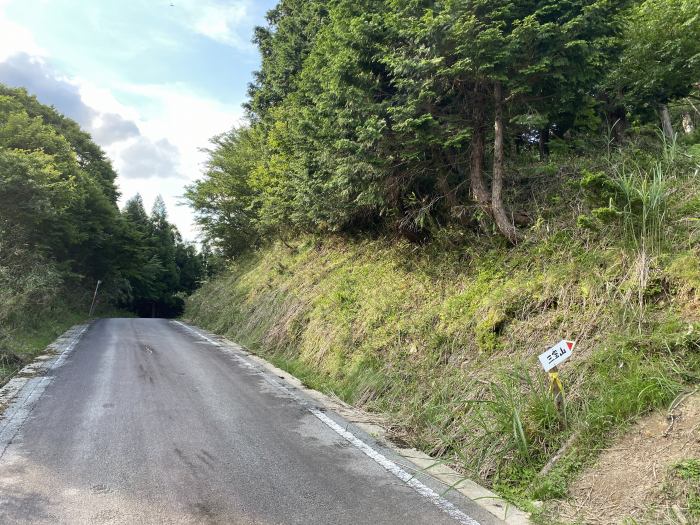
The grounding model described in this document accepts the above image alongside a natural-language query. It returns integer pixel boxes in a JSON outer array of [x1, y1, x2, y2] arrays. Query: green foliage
[[183, 0, 699, 248], [185, 217, 700, 504], [181, 1, 700, 514], [0, 284, 132, 386], [668, 459, 700, 519], [188, 0, 653, 247], [674, 459, 700, 481], [247, 0, 331, 119], [580, 170, 620, 207], [0, 84, 205, 332], [185, 128, 261, 257], [612, 0, 700, 113], [577, 137, 691, 261], [475, 309, 506, 353], [118, 194, 205, 317], [616, 162, 668, 255], [463, 369, 559, 474]]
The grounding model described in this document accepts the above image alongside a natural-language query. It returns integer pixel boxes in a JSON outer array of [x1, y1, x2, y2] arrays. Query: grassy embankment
[[185, 137, 700, 515], [0, 266, 127, 387]]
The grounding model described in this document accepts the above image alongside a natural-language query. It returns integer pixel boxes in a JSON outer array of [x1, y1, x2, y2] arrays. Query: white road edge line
[[0, 324, 89, 459], [172, 320, 481, 525]]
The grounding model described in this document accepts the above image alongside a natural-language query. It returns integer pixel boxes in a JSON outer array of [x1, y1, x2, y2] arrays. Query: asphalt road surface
[[0, 318, 501, 524]]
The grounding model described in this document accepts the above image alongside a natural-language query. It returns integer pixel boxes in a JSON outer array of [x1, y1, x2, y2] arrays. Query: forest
[[0, 84, 204, 362], [186, 0, 700, 252]]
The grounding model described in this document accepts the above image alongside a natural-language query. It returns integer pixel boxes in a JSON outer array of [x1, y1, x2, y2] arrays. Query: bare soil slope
[[554, 392, 700, 524]]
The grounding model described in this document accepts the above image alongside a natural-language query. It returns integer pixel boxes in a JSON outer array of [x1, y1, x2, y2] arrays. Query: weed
[[666, 459, 700, 520], [185, 139, 700, 512], [673, 459, 700, 481], [616, 162, 668, 257]]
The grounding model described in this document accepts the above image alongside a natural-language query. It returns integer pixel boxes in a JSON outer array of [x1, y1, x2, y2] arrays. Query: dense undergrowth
[[0, 258, 127, 388], [186, 137, 700, 511]]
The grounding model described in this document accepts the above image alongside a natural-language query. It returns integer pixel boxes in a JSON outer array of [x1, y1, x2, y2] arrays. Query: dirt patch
[[554, 392, 700, 524]]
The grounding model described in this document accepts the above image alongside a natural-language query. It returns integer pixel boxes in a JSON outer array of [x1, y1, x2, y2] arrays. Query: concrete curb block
[[0, 323, 90, 459], [180, 321, 531, 525]]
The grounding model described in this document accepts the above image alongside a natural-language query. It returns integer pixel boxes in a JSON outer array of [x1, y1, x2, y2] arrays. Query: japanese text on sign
[[538, 340, 575, 372]]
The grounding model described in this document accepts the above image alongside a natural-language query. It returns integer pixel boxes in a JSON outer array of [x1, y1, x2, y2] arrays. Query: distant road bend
[[0, 318, 502, 524]]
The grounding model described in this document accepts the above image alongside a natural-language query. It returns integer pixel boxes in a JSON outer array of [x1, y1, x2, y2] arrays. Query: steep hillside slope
[[186, 158, 700, 516]]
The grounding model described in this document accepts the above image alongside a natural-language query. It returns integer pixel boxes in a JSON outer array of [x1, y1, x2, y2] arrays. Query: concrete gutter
[[0, 324, 90, 458], [184, 322, 531, 525]]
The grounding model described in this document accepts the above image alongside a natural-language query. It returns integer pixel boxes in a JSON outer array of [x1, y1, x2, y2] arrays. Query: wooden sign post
[[89, 280, 102, 317]]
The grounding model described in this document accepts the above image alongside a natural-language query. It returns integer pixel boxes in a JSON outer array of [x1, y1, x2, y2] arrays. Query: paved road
[[0, 318, 501, 524]]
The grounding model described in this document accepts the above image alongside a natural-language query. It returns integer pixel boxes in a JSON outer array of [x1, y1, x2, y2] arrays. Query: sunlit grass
[[184, 138, 700, 508]]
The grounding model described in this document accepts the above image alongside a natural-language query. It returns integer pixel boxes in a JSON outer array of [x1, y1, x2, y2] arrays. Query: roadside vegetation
[[0, 85, 206, 385], [186, 138, 700, 512], [670, 459, 700, 520], [184, 0, 700, 521]]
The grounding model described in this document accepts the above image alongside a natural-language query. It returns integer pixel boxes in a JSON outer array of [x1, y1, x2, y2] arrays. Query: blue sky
[[0, 0, 278, 240]]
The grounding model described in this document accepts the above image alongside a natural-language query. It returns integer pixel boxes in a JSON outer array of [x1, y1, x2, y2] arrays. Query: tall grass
[[660, 130, 681, 167], [613, 136, 675, 323], [616, 162, 668, 257], [185, 162, 700, 507]]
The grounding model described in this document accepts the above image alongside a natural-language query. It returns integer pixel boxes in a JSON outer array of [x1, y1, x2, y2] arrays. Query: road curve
[[0, 318, 501, 524]]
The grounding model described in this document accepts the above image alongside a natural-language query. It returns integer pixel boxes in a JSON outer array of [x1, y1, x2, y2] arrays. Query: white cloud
[[177, 0, 253, 50], [0, 51, 244, 239], [0, 53, 96, 126], [119, 137, 181, 179], [78, 82, 141, 123], [0, 3, 247, 241], [0, 3, 45, 60], [107, 82, 245, 241], [115, 82, 244, 178], [91, 112, 140, 145]]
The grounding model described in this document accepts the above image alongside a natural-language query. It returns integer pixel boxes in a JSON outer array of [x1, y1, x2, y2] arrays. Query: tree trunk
[[659, 103, 674, 139], [682, 111, 695, 134], [538, 126, 550, 160], [492, 82, 519, 244], [438, 173, 458, 210], [611, 106, 628, 144], [470, 102, 490, 214]]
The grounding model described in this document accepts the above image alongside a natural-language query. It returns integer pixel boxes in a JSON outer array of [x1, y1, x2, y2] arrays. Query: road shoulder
[[175, 320, 531, 525], [0, 323, 90, 459]]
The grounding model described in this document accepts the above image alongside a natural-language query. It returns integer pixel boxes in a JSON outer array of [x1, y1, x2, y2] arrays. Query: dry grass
[[554, 392, 700, 524], [186, 232, 700, 512]]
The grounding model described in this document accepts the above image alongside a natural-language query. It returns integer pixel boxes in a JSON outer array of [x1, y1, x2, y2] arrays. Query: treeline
[[0, 85, 204, 323], [186, 0, 700, 253], [119, 194, 205, 317]]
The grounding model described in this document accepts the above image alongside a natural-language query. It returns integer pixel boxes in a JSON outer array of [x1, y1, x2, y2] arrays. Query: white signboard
[[538, 340, 575, 371]]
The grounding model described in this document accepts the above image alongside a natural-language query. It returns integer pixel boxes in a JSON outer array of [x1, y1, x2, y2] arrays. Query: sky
[[0, 0, 278, 241]]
